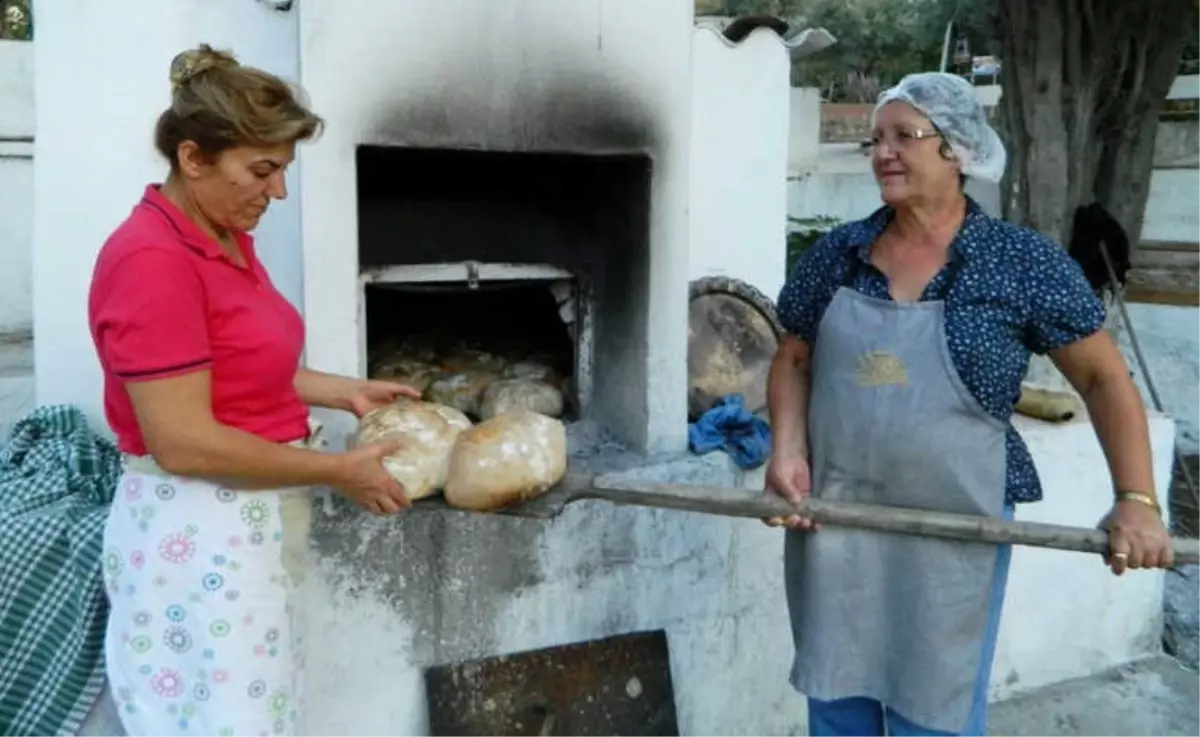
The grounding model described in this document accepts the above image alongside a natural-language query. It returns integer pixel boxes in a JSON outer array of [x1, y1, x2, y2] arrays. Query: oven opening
[[356, 144, 651, 445], [364, 274, 583, 422]]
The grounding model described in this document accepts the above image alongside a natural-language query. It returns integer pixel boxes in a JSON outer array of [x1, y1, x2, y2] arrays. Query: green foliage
[[0, 0, 32, 40], [786, 215, 841, 273], [719, 0, 805, 17], [715, 0, 1193, 106], [712, 0, 1001, 102], [792, 0, 998, 101]]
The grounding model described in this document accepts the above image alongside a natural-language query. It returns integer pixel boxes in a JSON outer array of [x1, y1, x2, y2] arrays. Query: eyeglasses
[[869, 127, 942, 150]]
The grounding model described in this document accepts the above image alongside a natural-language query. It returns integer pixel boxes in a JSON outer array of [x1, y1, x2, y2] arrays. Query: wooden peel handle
[[580, 480, 1200, 566]]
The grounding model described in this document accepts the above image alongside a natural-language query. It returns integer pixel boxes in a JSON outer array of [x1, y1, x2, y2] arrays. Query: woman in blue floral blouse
[[765, 72, 1173, 737]]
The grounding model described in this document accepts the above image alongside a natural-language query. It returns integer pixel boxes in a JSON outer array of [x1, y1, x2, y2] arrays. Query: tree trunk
[[997, 0, 1195, 391], [998, 0, 1193, 247]]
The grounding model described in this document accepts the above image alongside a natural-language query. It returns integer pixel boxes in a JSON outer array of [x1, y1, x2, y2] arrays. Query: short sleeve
[[91, 249, 213, 381], [1023, 236, 1107, 355], [776, 232, 847, 343]]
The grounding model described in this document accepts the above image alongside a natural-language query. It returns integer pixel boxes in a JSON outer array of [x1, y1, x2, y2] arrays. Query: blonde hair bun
[[155, 43, 324, 169], [169, 44, 240, 94]]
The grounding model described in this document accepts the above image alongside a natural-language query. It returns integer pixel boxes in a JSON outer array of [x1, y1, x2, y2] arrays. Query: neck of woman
[[160, 176, 238, 258], [889, 190, 968, 250]]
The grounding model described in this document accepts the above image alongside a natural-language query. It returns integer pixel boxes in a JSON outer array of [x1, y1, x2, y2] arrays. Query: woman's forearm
[[294, 367, 355, 412], [154, 419, 346, 490], [767, 339, 812, 457], [1084, 371, 1157, 498]]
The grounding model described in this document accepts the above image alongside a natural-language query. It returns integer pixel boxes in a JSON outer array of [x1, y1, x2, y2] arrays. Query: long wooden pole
[[554, 478, 1200, 565]]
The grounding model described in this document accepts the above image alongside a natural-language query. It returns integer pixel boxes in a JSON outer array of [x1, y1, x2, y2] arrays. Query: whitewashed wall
[[0, 40, 33, 335], [0, 40, 36, 442], [1143, 168, 1200, 244], [31, 0, 303, 423], [687, 26, 790, 300], [786, 87, 822, 177], [992, 414, 1177, 698], [296, 0, 692, 455]]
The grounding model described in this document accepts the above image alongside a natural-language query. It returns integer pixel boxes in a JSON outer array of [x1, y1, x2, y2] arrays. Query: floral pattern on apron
[[100, 455, 314, 737]]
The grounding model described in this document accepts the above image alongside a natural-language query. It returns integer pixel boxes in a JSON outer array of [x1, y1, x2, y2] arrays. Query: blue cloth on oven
[[687, 394, 772, 470]]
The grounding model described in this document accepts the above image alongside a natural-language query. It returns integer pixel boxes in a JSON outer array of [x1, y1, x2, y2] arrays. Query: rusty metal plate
[[424, 630, 679, 736], [687, 276, 783, 420]]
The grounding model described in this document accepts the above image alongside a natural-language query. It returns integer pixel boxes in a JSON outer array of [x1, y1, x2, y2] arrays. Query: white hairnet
[[873, 72, 1007, 184]]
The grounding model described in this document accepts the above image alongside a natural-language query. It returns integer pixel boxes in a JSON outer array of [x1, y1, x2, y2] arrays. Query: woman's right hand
[[764, 450, 817, 530], [332, 440, 411, 515]]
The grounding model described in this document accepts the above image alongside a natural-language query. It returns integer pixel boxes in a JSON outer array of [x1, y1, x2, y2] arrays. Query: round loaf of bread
[[440, 348, 507, 375], [478, 379, 564, 419], [443, 410, 568, 511], [371, 356, 442, 393], [501, 361, 559, 384], [396, 340, 440, 364], [353, 398, 473, 500], [423, 369, 498, 416]]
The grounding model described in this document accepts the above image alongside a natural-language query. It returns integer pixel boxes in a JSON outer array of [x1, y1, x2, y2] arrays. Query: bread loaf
[[396, 340, 440, 364], [371, 356, 441, 393], [353, 398, 473, 500], [423, 369, 499, 416], [443, 410, 568, 511], [478, 379, 564, 419], [501, 361, 559, 384], [440, 348, 506, 375]]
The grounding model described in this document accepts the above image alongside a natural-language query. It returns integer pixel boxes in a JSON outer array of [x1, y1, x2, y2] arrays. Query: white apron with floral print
[[100, 446, 315, 737]]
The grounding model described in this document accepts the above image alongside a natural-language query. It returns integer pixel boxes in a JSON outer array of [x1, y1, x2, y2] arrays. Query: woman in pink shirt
[[88, 44, 414, 736]]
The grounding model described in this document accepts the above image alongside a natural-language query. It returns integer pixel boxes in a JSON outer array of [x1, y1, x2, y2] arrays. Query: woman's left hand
[[1102, 501, 1175, 575], [347, 379, 422, 418]]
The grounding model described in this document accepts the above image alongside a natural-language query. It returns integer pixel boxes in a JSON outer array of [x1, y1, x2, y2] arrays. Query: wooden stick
[[420, 474, 1199, 565], [563, 478, 1200, 565]]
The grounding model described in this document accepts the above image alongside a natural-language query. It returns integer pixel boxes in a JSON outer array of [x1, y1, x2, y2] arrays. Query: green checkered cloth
[[0, 404, 121, 737]]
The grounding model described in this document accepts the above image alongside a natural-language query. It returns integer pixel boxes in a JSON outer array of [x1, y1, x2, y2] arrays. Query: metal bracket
[[465, 260, 481, 290]]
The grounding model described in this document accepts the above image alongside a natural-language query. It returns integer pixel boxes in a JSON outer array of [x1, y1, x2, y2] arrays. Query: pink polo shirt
[[88, 184, 310, 455]]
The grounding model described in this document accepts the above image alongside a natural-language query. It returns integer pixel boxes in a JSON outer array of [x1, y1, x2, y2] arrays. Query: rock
[[1164, 564, 1199, 671]]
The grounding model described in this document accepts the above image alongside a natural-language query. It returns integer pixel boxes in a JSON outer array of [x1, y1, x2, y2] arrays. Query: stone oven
[[287, 1, 798, 734], [355, 145, 652, 442], [298, 0, 694, 455]]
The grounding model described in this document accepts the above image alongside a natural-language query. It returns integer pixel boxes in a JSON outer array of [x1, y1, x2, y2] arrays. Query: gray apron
[[785, 257, 1008, 734]]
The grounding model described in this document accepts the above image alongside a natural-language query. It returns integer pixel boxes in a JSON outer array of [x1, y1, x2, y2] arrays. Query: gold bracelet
[[1115, 490, 1162, 515]]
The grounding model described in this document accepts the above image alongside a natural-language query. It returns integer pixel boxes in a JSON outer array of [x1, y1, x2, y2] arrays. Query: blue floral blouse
[[777, 198, 1107, 505]]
